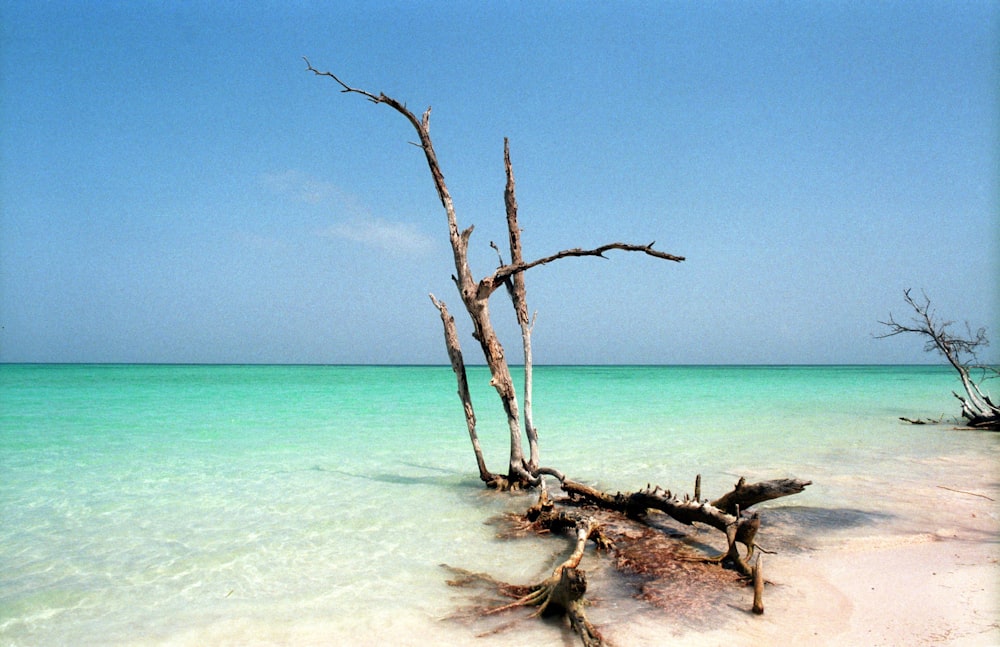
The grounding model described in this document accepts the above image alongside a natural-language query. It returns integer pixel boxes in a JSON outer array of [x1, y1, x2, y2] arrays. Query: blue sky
[[1, 1, 997, 364]]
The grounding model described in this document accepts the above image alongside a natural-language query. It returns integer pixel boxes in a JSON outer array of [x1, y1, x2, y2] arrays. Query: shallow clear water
[[1, 364, 997, 645]]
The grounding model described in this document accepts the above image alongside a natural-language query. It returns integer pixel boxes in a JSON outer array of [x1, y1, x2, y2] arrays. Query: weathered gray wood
[[429, 294, 497, 486], [711, 476, 813, 516]]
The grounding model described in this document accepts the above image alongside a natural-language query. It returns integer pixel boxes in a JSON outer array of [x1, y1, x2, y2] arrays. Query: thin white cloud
[[325, 217, 435, 256], [262, 169, 436, 256]]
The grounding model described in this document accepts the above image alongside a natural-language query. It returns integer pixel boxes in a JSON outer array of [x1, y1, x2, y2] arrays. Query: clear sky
[[1, 1, 997, 365]]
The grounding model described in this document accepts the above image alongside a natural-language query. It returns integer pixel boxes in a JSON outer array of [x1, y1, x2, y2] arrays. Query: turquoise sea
[[2, 364, 998, 645]]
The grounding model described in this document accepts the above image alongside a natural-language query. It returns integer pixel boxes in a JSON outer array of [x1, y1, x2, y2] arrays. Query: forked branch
[[308, 60, 687, 484]]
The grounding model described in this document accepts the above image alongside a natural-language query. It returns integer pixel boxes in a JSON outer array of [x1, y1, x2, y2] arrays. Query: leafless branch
[[484, 242, 684, 296], [877, 289, 999, 428]]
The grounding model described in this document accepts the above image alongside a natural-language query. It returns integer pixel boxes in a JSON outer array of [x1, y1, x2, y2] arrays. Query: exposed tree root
[[608, 513, 745, 617], [447, 490, 611, 646], [964, 414, 1000, 431], [496, 493, 609, 646]]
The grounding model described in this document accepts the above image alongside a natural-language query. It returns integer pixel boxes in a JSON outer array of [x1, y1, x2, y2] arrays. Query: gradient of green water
[[1, 364, 997, 645]]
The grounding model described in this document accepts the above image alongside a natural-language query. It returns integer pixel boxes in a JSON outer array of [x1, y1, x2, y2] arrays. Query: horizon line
[[0, 361, 964, 368]]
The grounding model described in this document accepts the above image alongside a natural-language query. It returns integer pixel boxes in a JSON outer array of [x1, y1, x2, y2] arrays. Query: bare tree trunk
[[469, 297, 533, 485], [939, 336, 994, 418], [502, 139, 539, 473], [405, 110, 533, 479], [303, 61, 537, 486], [430, 294, 497, 486]]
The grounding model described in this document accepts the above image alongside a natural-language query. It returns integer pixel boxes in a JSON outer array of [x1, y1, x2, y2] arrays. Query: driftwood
[[447, 475, 809, 645], [557, 475, 810, 577], [486, 493, 609, 646], [710, 476, 813, 516], [752, 555, 765, 614]]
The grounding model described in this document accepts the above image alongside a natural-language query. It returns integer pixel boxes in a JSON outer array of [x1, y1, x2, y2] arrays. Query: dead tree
[[305, 59, 684, 488], [305, 62, 810, 645], [878, 289, 999, 430]]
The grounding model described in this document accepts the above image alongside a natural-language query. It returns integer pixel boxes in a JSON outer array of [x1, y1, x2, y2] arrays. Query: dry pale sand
[[602, 484, 1000, 647], [639, 534, 1000, 647]]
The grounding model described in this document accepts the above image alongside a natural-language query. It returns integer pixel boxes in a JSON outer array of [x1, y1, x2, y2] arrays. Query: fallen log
[[557, 475, 809, 576]]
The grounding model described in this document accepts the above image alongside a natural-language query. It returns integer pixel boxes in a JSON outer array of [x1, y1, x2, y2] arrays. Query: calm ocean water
[[2, 364, 998, 645]]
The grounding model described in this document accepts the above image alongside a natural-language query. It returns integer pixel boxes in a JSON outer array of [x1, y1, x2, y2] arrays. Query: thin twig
[[937, 485, 995, 501]]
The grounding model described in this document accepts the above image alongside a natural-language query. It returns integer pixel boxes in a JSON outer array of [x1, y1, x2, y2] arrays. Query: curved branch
[[304, 59, 469, 282], [484, 242, 685, 297], [537, 466, 568, 483], [303, 58, 422, 129]]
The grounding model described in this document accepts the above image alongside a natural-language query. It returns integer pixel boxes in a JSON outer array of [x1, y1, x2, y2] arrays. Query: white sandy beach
[[639, 533, 999, 647], [586, 471, 1000, 647]]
